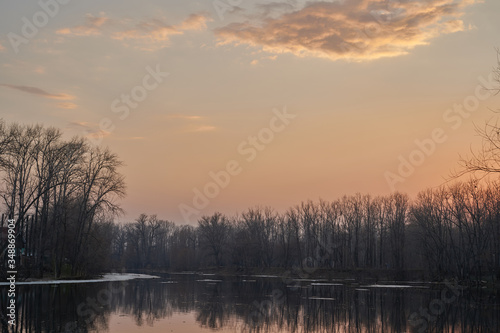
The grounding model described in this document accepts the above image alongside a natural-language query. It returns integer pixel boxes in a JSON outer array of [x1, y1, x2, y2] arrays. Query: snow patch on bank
[[310, 283, 343, 286], [0, 273, 159, 286], [363, 284, 415, 288]]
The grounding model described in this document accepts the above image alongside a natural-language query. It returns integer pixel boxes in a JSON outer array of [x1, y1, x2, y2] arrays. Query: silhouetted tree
[[198, 212, 231, 267], [456, 51, 500, 177]]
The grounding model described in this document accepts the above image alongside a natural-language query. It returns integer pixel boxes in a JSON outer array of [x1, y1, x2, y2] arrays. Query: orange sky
[[0, 0, 499, 224]]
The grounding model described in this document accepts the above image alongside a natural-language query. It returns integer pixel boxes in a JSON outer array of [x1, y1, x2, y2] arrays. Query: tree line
[[112, 180, 500, 282], [0, 121, 125, 278]]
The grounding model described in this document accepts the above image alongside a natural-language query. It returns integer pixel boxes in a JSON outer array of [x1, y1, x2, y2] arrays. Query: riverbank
[[8, 267, 499, 290]]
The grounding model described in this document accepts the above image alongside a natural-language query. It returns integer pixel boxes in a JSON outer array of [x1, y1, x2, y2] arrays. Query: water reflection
[[1, 274, 499, 332]]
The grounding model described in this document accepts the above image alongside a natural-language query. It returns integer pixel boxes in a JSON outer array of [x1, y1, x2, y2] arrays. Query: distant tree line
[[0, 121, 125, 278], [112, 179, 500, 282]]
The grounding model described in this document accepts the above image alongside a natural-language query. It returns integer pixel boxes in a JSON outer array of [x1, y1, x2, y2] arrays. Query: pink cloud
[[57, 102, 78, 109], [58, 12, 212, 51], [215, 0, 478, 61], [57, 14, 110, 36], [0, 84, 75, 100], [66, 121, 111, 140]]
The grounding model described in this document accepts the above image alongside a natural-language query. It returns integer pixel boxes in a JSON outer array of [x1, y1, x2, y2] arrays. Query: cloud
[[166, 114, 203, 120], [162, 114, 216, 132], [111, 19, 183, 44], [57, 102, 78, 109], [58, 12, 212, 51], [215, 0, 478, 61], [3, 61, 46, 74], [56, 13, 109, 36], [189, 125, 217, 132], [66, 121, 110, 139], [0, 84, 75, 100], [181, 13, 212, 31], [68, 121, 91, 128], [34, 66, 46, 74], [0, 42, 4, 51]]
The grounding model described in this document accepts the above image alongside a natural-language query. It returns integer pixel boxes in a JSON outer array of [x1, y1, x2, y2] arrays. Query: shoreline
[[6, 268, 499, 290], [129, 267, 500, 289]]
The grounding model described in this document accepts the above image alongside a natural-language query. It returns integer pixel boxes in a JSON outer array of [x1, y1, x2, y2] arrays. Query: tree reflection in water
[[1, 275, 499, 332]]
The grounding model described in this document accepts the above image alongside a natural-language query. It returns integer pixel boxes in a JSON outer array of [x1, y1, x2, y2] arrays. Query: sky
[[0, 0, 499, 225]]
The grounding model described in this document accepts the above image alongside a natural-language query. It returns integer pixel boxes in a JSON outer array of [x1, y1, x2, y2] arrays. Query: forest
[[1, 117, 500, 283], [111, 182, 500, 282], [0, 122, 125, 278]]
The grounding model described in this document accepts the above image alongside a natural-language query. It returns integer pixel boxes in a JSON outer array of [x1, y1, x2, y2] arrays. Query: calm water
[[1, 273, 499, 332]]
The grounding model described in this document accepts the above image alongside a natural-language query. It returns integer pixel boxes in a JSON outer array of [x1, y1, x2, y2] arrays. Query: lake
[[1, 273, 499, 332]]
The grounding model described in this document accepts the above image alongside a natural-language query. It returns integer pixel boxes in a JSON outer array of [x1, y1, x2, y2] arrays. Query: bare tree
[[71, 145, 126, 275], [239, 207, 279, 268], [380, 193, 408, 273], [0, 124, 43, 222], [198, 212, 231, 267], [456, 51, 500, 177], [0, 121, 125, 278], [170, 224, 197, 271]]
